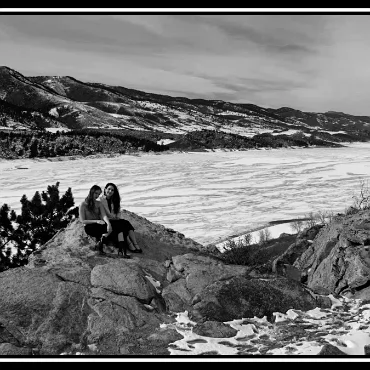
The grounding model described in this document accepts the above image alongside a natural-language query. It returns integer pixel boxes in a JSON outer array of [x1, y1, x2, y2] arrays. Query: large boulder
[[161, 253, 250, 312], [294, 210, 370, 297], [190, 276, 323, 322], [192, 321, 238, 338], [272, 238, 312, 276], [0, 268, 61, 350], [272, 224, 324, 280]]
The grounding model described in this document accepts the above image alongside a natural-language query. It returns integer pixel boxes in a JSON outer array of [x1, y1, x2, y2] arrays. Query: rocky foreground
[[1, 207, 370, 356]]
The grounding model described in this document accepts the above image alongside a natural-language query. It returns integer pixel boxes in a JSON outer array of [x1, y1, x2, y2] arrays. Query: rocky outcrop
[[293, 210, 370, 298], [161, 253, 330, 322], [5, 207, 366, 356], [0, 209, 333, 356], [190, 276, 323, 323], [0, 215, 205, 355], [268, 210, 370, 301]]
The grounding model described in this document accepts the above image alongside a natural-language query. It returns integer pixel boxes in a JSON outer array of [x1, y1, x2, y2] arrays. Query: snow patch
[[45, 127, 70, 133], [157, 139, 176, 145], [48, 108, 59, 117]]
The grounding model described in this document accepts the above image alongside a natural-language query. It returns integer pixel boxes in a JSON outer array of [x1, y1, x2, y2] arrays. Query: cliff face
[[293, 210, 370, 298]]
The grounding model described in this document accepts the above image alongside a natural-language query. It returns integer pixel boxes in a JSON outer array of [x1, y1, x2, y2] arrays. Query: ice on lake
[[1, 142, 370, 246]]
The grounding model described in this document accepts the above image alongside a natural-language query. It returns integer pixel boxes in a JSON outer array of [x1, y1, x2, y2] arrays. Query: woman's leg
[[112, 219, 142, 253], [84, 223, 107, 240], [127, 230, 142, 253], [110, 221, 131, 258], [84, 223, 108, 255], [128, 230, 137, 244], [117, 232, 124, 242]]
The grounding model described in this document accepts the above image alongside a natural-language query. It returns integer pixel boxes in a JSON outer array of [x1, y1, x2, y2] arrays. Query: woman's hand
[[107, 223, 112, 233], [96, 220, 105, 225]]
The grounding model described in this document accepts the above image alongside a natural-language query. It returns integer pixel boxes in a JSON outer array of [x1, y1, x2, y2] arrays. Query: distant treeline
[[167, 129, 348, 151], [2, 126, 368, 160], [0, 129, 169, 159]]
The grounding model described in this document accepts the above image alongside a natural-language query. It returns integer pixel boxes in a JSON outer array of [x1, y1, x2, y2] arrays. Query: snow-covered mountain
[[1, 65, 370, 144]]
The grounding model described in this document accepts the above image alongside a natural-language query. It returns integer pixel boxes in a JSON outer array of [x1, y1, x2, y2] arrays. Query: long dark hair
[[85, 185, 101, 212], [104, 183, 121, 214]]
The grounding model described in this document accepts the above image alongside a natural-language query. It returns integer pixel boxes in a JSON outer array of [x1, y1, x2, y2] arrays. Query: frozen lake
[[1, 142, 370, 246]]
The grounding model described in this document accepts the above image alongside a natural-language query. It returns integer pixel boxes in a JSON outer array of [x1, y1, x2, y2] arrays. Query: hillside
[[0, 99, 63, 130], [1, 65, 370, 153]]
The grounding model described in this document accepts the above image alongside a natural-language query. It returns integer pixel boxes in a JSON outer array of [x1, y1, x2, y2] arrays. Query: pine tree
[[0, 204, 18, 271], [0, 182, 78, 271], [29, 138, 38, 158], [16, 182, 76, 249]]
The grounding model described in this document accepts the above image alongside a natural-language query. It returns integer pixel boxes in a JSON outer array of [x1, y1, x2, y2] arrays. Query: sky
[[1, 10, 370, 115]]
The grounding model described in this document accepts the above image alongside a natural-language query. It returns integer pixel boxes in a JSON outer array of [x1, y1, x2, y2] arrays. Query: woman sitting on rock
[[99, 182, 143, 257], [79, 184, 112, 256]]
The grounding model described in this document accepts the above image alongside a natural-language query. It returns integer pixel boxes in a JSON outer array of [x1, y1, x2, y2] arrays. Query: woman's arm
[[99, 203, 112, 234], [99, 197, 113, 219]]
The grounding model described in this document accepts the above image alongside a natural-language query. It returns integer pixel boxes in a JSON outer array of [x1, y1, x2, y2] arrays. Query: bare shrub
[[291, 211, 334, 235], [312, 210, 336, 225], [223, 233, 252, 251], [242, 233, 252, 246], [303, 212, 318, 228], [325, 210, 335, 223], [351, 179, 370, 211], [258, 229, 271, 245], [316, 210, 328, 224], [290, 219, 304, 234], [223, 239, 238, 251]]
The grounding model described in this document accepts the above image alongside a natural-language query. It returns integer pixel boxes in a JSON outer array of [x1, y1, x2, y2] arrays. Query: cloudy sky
[[1, 11, 370, 115]]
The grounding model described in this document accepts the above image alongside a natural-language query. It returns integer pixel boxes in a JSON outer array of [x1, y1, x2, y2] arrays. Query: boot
[[97, 236, 107, 256], [118, 241, 131, 259]]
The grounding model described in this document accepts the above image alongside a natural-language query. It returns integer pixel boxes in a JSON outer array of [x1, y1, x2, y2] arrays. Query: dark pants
[[110, 219, 135, 237], [108, 219, 135, 247], [85, 219, 134, 248], [84, 223, 108, 242]]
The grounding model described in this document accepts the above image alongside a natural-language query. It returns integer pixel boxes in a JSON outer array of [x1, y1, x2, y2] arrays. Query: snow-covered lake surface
[[1, 142, 370, 247]]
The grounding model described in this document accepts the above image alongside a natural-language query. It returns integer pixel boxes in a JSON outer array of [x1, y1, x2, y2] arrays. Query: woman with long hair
[[79, 185, 112, 255], [99, 182, 142, 257]]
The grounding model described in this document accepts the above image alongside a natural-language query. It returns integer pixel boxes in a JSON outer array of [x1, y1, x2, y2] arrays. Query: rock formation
[[2, 207, 370, 356], [292, 210, 370, 299]]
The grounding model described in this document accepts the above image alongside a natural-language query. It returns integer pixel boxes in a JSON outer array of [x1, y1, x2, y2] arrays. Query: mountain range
[[1, 65, 370, 148]]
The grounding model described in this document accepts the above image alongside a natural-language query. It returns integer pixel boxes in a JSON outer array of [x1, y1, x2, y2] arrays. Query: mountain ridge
[[1, 65, 370, 149]]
